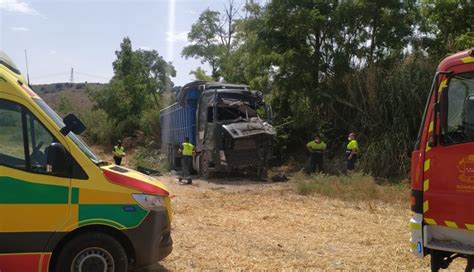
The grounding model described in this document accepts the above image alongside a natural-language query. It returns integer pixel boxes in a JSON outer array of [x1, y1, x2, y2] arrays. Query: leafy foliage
[[189, 67, 214, 81], [57, 95, 74, 115], [419, 0, 474, 58], [182, 1, 471, 178], [86, 37, 175, 144], [182, 9, 227, 80]]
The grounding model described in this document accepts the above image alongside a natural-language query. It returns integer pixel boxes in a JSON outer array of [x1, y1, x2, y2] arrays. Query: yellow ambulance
[[0, 51, 172, 272]]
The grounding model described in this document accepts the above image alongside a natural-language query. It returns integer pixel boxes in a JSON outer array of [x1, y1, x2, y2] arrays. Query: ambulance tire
[[54, 232, 128, 272]]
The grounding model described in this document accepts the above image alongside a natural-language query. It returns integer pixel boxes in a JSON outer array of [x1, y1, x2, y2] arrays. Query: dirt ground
[[89, 146, 464, 270], [139, 175, 466, 271]]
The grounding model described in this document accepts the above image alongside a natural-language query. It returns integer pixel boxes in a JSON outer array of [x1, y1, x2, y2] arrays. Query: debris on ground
[[136, 165, 162, 176], [271, 172, 289, 182]]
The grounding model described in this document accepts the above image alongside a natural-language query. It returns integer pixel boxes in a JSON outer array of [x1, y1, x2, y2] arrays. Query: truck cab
[[410, 49, 474, 271], [0, 51, 172, 271], [161, 81, 275, 179]]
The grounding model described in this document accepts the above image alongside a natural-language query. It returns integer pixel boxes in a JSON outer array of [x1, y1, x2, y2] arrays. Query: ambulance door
[[0, 97, 70, 256]]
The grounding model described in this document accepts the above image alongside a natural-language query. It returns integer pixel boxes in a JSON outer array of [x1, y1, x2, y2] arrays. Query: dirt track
[[140, 175, 466, 271]]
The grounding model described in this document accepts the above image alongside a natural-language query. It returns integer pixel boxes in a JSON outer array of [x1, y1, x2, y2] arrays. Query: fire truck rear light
[[410, 196, 416, 205]]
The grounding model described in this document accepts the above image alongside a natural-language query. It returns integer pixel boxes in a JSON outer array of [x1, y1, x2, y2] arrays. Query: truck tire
[[430, 250, 451, 271], [199, 151, 212, 179], [257, 167, 268, 180], [53, 232, 128, 272]]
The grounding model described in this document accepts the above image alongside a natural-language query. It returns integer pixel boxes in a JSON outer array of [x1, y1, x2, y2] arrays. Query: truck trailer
[[410, 48, 474, 271], [160, 81, 275, 179]]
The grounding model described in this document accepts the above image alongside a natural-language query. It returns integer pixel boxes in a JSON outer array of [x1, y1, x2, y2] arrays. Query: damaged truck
[[160, 81, 275, 179]]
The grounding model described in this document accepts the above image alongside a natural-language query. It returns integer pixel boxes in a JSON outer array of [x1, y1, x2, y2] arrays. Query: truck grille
[[234, 138, 257, 150], [226, 149, 262, 166]]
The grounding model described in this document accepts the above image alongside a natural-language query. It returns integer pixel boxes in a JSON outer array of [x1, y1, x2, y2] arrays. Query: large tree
[[420, 0, 474, 58], [182, 1, 242, 81], [182, 9, 226, 80], [90, 37, 175, 136]]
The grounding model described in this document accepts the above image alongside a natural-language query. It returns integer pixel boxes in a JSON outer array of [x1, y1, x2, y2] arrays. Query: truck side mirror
[[60, 113, 86, 135], [46, 142, 69, 176], [439, 86, 449, 134]]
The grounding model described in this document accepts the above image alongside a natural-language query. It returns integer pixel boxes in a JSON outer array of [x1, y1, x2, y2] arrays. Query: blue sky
[[0, 0, 233, 86]]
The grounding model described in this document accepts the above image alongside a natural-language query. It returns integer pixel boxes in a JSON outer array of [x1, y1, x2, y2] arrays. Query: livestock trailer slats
[[160, 101, 197, 146]]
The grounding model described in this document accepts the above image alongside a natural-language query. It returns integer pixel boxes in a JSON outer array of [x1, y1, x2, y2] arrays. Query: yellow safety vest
[[182, 142, 194, 156], [307, 140, 326, 152], [346, 140, 358, 153], [114, 145, 125, 156]]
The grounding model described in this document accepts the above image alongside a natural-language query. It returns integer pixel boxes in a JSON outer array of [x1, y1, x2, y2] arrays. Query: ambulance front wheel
[[53, 232, 128, 272]]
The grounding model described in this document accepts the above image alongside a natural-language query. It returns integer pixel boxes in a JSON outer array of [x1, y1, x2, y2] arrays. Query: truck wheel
[[257, 167, 268, 180], [53, 232, 128, 272], [430, 250, 451, 271], [199, 152, 212, 179]]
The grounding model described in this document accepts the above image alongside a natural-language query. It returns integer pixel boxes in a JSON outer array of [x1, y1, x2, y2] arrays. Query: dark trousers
[[309, 152, 324, 173], [181, 156, 192, 183], [114, 156, 122, 166], [347, 155, 357, 170]]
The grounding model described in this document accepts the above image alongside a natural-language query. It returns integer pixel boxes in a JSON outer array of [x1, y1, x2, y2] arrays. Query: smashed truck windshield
[[216, 93, 260, 122]]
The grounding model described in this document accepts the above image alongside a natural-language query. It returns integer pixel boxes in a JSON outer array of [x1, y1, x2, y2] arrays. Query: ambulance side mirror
[[61, 114, 86, 135], [439, 86, 449, 134], [46, 142, 69, 177]]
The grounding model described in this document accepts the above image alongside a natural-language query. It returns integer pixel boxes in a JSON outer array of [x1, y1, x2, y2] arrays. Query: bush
[[131, 144, 170, 174], [57, 96, 74, 115], [81, 109, 116, 145], [139, 108, 161, 142], [271, 56, 435, 178]]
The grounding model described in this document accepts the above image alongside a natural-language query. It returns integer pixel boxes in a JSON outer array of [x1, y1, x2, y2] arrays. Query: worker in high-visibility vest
[[113, 140, 126, 166], [178, 136, 195, 184], [346, 132, 359, 171], [306, 135, 327, 173]]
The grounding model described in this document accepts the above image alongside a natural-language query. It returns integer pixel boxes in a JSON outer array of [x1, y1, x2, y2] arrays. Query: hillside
[[32, 82, 106, 112]]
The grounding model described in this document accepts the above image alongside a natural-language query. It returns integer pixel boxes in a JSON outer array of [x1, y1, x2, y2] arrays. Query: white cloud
[[0, 0, 45, 18], [166, 31, 188, 43], [10, 26, 29, 31], [49, 49, 56, 55]]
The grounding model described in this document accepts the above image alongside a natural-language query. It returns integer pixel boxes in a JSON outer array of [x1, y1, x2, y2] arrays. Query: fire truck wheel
[[53, 232, 128, 272], [430, 250, 451, 271]]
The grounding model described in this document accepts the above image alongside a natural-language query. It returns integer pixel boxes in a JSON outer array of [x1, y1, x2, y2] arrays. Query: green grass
[[0, 127, 25, 160], [295, 172, 408, 203]]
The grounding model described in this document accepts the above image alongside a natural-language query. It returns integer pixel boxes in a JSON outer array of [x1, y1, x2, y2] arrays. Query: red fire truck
[[411, 48, 474, 271]]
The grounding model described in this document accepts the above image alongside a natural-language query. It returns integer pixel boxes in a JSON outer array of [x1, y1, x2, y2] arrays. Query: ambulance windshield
[[34, 98, 102, 164]]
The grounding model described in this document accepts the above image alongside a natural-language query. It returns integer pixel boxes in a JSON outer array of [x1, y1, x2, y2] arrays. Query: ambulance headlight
[[132, 194, 166, 212]]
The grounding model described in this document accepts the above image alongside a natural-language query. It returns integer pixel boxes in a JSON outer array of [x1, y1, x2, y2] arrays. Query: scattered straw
[[143, 175, 466, 271]]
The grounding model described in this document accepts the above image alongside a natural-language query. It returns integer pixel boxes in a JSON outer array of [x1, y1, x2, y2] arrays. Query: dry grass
[[295, 172, 408, 203], [77, 148, 464, 270], [148, 176, 466, 271]]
